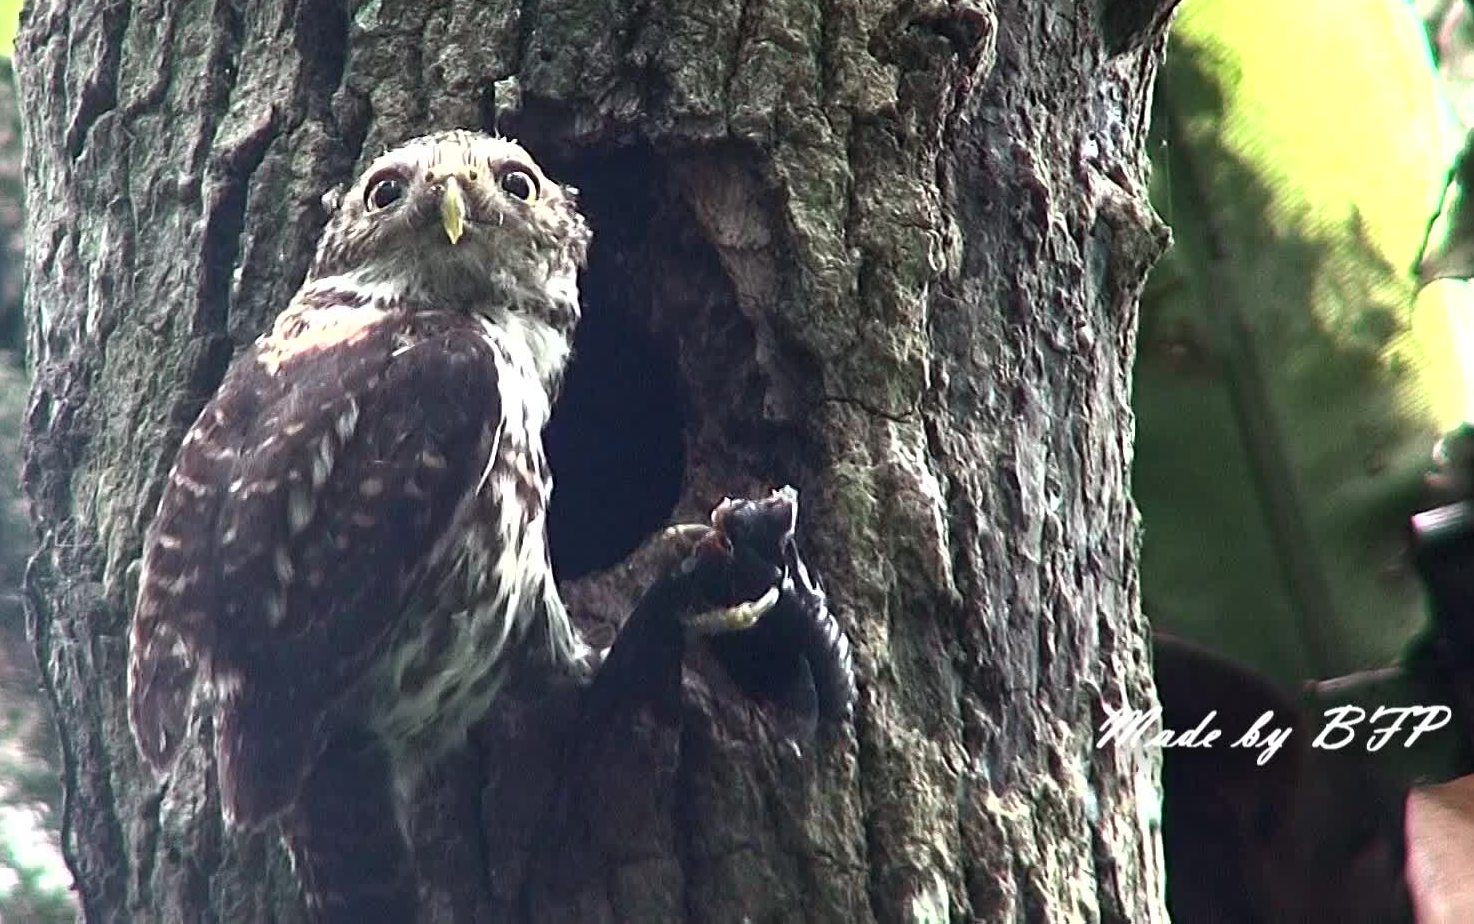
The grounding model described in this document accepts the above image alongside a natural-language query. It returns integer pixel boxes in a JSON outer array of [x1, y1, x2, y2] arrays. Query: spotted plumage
[[126, 131, 590, 920]]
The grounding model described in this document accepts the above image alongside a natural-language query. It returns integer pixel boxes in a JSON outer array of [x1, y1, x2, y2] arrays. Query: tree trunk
[[16, 0, 1174, 920]]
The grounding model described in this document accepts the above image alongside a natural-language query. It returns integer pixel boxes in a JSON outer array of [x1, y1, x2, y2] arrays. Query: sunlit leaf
[[1137, 0, 1465, 682]]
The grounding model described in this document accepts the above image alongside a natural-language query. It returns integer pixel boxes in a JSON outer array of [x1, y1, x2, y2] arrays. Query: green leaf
[[0, 3, 20, 58], [1136, 0, 1465, 683]]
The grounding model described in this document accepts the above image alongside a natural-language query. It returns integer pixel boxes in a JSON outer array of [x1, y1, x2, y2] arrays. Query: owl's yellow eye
[[498, 167, 538, 203], [364, 173, 406, 212]]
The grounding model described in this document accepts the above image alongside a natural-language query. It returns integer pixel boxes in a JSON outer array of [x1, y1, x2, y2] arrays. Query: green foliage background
[[0, 2, 72, 921], [0, 2, 17, 58], [1136, 0, 1467, 687]]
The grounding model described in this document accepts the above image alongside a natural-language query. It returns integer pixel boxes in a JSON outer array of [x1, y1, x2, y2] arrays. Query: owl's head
[[309, 131, 590, 337]]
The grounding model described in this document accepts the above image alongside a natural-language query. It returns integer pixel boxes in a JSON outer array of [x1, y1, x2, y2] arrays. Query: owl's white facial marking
[[308, 131, 590, 348]]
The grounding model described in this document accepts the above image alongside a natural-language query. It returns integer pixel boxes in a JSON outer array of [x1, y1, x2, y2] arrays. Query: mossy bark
[[17, 0, 1174, 920]]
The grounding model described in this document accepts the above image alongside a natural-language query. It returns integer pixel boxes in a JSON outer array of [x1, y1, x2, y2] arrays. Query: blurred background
[[3, 0, 1474, 920], [0, 1, 66, 921], [1139, 0, 1469, 685]]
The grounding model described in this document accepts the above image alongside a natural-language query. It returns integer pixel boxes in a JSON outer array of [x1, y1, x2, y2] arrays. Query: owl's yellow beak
[[441, 176, 466, 245]]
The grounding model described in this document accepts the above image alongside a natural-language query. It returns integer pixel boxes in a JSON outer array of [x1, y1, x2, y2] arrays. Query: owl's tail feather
[[127, 622, 194, 772], [281, 726, 418, 924], [216, 685, 320, 829]]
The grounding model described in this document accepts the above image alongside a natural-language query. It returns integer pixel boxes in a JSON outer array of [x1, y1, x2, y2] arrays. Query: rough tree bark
[[16, 0, 1175, 921]]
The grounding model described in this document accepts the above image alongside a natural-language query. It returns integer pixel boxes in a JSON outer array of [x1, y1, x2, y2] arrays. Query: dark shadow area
[[542, 145, 687, 580]]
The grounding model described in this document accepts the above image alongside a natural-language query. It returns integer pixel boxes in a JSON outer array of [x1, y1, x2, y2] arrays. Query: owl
[[127, 131, 595, 920], [126, 130, 856, 923]]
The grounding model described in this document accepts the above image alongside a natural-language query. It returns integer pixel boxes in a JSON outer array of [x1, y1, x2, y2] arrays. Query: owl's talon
[[662, 523, 710, 543], [711, 497, 739, 525], [580, 484, 853, 762], [661, 522, 715, 558], [682, 585, 780, 636]]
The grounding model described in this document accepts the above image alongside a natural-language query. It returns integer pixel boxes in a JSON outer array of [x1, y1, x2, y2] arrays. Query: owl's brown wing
[[128, 308, 504, 827]]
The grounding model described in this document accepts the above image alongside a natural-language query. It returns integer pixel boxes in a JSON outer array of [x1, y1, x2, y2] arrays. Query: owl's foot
[[660, 487, 797, 638], [532, 488, 855, 901], [579, 486, 854, 731], [690, 488, 856, 727], [653, 486, 857, 727], [682, 585, 781, 635]]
